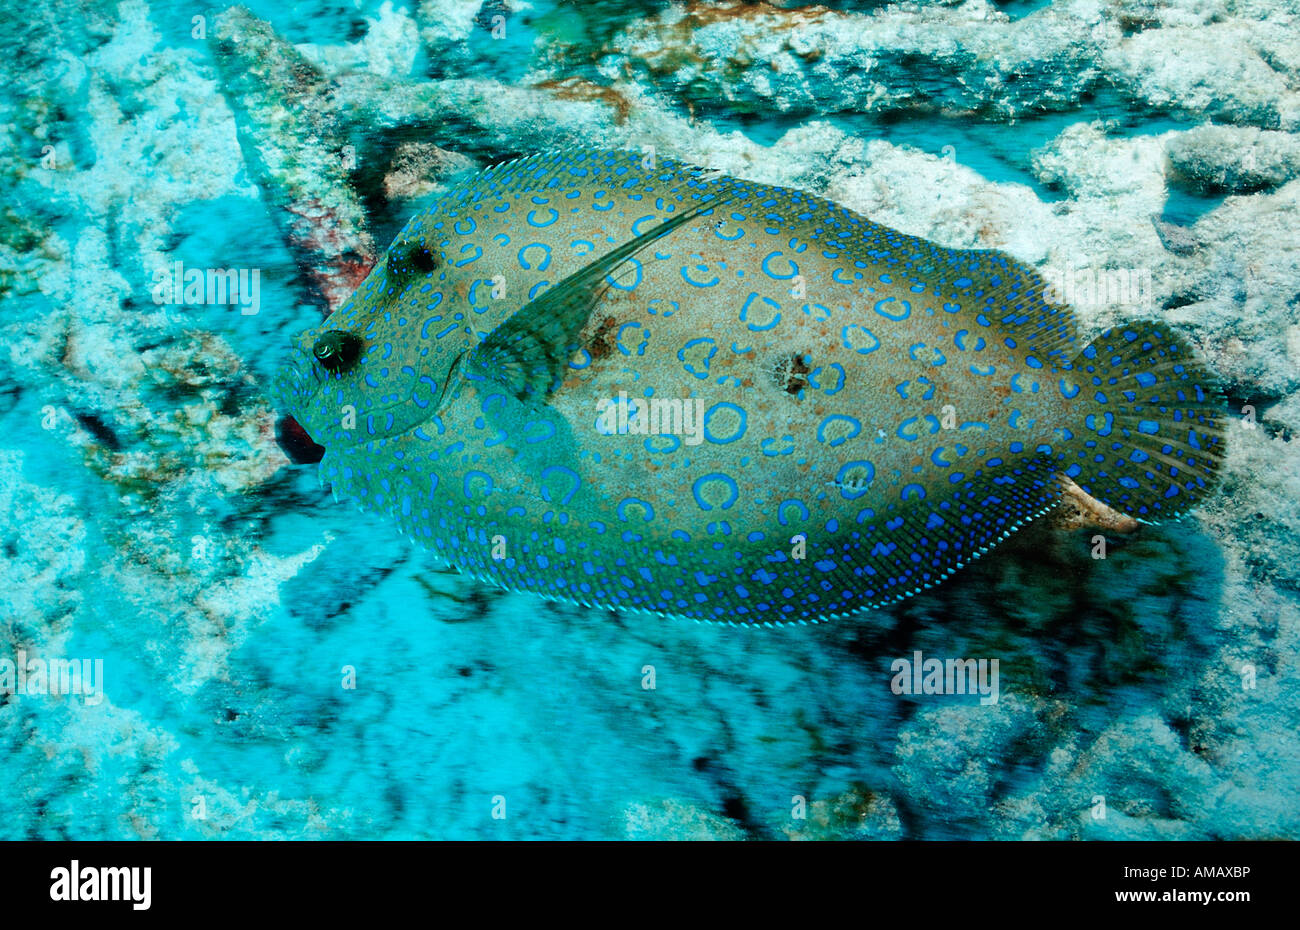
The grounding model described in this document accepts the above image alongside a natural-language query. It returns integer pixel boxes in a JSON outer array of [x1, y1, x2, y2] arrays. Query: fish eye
[[312, 330, 364, 373], [410, 245, 438, 273], [387, 242, 440, 279]]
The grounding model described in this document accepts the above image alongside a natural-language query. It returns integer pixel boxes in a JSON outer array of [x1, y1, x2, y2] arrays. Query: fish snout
[[272, 339, 327, 464]]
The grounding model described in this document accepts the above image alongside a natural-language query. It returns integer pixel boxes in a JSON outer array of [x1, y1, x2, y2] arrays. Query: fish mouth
[[275, 414, 325, 464], [272, 337, 326, 463]]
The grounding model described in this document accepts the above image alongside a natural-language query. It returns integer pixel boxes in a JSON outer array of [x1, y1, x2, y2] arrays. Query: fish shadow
[[844, 516, 1228, 709]]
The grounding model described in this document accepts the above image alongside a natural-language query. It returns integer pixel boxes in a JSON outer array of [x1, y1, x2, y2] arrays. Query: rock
[[1166, 125, 1300, 195], [209, 6, 377, 314]]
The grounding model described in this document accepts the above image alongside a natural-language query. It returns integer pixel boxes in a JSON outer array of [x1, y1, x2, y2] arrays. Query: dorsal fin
[[457, 196, 729, 402]]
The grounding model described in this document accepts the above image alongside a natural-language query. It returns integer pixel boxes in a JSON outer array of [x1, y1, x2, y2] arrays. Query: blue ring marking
[[631, 215, 662, 235], [931, 447, 953, 467], [704, 402, 748, 444], [809, 363, 846, 395], [761, 251, 799, 280], [645, 433, 681, 454], [570, 238, 595, 255], [841, 324, 880, 355], [517, 243, 551, 270], [715, 223, 744, 241], [835, 461, 875, 499], [611, 258, 644, 290], [463, 470, 493, 499], [692, 473, 740, 511], [897, 418, 921, 440], [681, 264, 720, 288], [527, 208, 559, 227], [777, 498, 809, 525], [454, 217, 477, 235], [1059, 378, 1081, 399], [648, 298, 679, 316], [969, 364, 996, 376], [761, 436, 795, 456], [816, 414, 862, 447], [454, 243, 482, 266], [493, 233, 510, 247], [874, 297, 911, 321], [617, 322, 650, 356], [540, 465, 581, 505], [802, 303, 831, 321], [740, 292, 782, 331], [679, 338, 717, 378], [524, 420, 556, 443], [528, 281, 551, 300], [901, 483, 927, 500], [568, 348, 592, 370], [617, 497, 655, 522]]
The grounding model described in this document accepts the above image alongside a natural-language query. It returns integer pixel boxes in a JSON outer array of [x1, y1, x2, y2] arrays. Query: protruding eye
[[312, 330, 364, 373], [387, 242, 439, 278], [410, 245, 438, 273]]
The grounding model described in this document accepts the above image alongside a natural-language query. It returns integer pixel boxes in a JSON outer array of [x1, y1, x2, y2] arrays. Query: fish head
[[273, 207, 484, 452]]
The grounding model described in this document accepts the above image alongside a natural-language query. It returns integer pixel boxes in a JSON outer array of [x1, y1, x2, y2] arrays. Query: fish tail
[[1056, 321, 1228, 522]]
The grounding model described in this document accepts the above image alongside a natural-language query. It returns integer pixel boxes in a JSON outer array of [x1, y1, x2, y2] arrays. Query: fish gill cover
[[0, 0, 1296, 842]]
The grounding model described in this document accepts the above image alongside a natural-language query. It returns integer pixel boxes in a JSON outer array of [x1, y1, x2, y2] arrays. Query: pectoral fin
[[460, 197, 729, 401]]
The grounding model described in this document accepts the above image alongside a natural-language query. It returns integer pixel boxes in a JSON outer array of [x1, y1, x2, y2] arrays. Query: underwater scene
[[2, 0, 1297, 841]]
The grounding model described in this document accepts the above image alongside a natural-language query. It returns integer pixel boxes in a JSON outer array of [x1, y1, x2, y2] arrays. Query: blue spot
[[761, 251, 799, 280], [704, 402, 748, 444], [517, 242, 551, 270], [692, 474, 740, 511], [739, 292, 782, 331], [816, 415, 861, 447], [841, 324, 880, 355], [835, 461, 875, 499], [777, 499, 809, 525], [874, 297, 910, 321], [617, 497, 655, 523]]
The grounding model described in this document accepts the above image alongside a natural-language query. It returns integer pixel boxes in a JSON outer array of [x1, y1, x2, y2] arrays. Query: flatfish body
[[274, 150, 1225, 624]]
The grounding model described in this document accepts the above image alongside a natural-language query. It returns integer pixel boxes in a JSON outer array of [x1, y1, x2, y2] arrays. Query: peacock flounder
[[274, 149, 1226, 625]]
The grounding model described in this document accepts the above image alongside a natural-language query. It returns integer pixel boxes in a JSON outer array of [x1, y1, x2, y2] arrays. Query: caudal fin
[[1057, 321, 1227, 522]]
